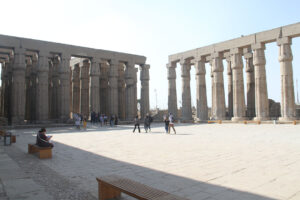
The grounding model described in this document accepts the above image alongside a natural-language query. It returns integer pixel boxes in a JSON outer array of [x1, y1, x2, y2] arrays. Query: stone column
[[252, 43, 269, 121], [30, 57, 37, 121], [109, 60, 119, 116], [58, 55, 71, 121], [36, 52, 49, 121], [80, 59, 90, 118], [195, 58, 208, 121], [226, 55, 233, 119], [89, 58, 101, 114], [72, 64, 80, 114], [0, 62, 6, 117], [125, 62, 135, 120], [167, 62, 178, 118], [244, 51, 255, 118], [210, 62, 215, 119], [118, 63, 126, 120], [100, 62, 109, 115], [25, 57, 32, 120], [277, 37, 296, 121], [231, 48, 246, 121], [52, 56, 60, 119], [11, 47, 26, 124], [133, 67, 138, 116], [211, 52, 226, 120], [140, 64, 150, 119], [180, 59, 192, 121], [6, 61, 13, 123]]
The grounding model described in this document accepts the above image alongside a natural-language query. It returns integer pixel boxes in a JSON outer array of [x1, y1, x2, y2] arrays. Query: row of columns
[[168, 37, 296, 121], [1, 47, 150, 124], [71, 59, 150, 120]]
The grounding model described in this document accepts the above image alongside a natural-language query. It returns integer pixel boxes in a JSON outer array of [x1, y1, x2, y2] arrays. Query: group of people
[[133, 114, 153, 133], [163, 113, 176, 134], [91, 112, 118, 127]]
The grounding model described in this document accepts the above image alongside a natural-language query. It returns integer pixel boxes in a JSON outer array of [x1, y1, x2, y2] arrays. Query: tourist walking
[[133, 115, 141, 133], [83, 117, 87, 130], [144, 115, 150, 133], [110, 115, 115, 127], [104, 115, 108, 125], [163, 114, 169, 133], [100, 114, 104, 126], [168, 113, 176, 134], [148, 114, 153, 132], [114, 115, 118, 126]]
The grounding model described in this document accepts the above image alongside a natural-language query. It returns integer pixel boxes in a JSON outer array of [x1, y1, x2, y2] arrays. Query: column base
[[253, 117, 269, 121], [231, 117, 246, 122], [278, 117, 296, 122]]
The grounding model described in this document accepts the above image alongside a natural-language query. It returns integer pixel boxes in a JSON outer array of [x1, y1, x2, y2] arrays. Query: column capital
[[13, 47, 26, 70], [230, 47, 242, 55], [230, 49, 243, 70], [140, 64, 150, 70], [277, 37, 292, 46], [194, 59, 206, 75], [167, 63, 176, 79], [89, 60, 101, 76], [244, 52, 253, 59], [211, 51, 223, 59], [278, 37, 293, 62], [251, 43, 265, 50], [181, 62, 191, 77], [166, 62, 176, 69]]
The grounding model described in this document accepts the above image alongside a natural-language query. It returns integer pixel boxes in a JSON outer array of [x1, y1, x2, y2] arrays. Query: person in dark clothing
[[163, 115, 169, 133], [36, 128, 54, 148], [144, 115, 150, 133], [133, 115, 141, 133], [110, 115, 114, 127], [114, 115, 118, 126]]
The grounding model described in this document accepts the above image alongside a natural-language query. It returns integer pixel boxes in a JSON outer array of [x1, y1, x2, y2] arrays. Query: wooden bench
[[96, 175, 189, 200], [28, 144, 52, 159], [0, 130, 16, 143], [243, 120, 261, 125], [208, 120, 222, 124]]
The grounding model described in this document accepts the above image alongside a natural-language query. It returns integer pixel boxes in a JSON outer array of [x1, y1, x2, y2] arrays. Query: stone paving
[[1, 123, 300, 200]]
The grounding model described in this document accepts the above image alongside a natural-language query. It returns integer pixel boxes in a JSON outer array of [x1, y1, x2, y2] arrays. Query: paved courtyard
[[1, 123, 300, 200]]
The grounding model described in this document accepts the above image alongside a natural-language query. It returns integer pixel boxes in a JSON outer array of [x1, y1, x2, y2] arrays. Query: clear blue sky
[[1, 0, 300, 109]]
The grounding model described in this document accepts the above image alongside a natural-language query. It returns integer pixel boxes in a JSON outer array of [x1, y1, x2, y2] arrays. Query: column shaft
[[226, 57, 233, 119], [100, 63, 109, 115], [125, 63, 135, 120], [180, 60, 192, 121], [167, 63, 178, 118], [252, 43, 269, 120], [80, 59, 90, 118], [89, 59, 101, 113], [195, 59, 208, 121], [140, 64, 150, 119], [72, 64, 80, 114], [277, 37, 296, 121], [210, 64, 215, 119], [58, 55, 71, 121], [118, 63, 126, 120], [245, 53, 255, 118], [36, 53, 49, 121], [11, 48, 26, 124], [212, 53, 226, 120], [231, 49, 246, 121], [109, 60, 119, 115]]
